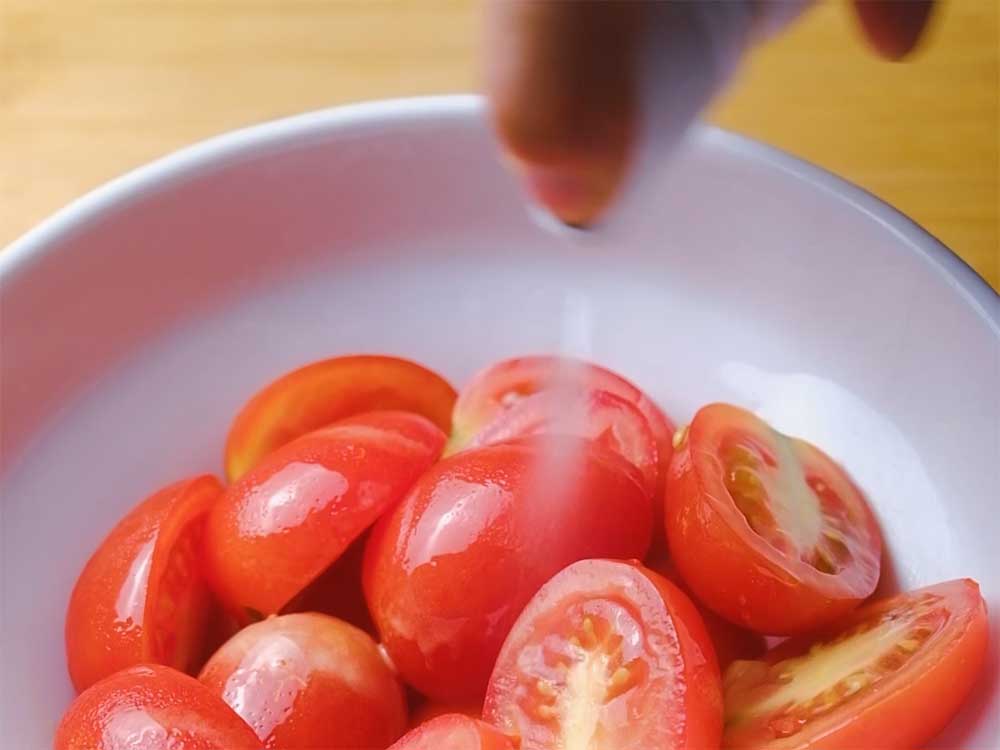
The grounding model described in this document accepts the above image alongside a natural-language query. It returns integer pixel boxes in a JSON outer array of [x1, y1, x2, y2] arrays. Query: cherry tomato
[[665, 403, 882, 634], [198, 612, 407, 749], [388, 714, 516, 750], [448, 355, 674, 471], [408, 700, 482, 729], [280, 531, 375, 634], [469, 388, 659, 495], [55, 664, 262, 750], [645, 553, 766, 670], [364, 437, 653, 703], [205, 411, 445, 618], [65, 476, 223, 692], [483, 558, 723, 750], [225, 355, 456, 481], [723, 579, 989, 749]]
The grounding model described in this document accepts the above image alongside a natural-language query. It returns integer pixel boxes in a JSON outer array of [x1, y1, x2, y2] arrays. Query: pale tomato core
[[150, 518, 210, 672], [724, 591, 951, 741]]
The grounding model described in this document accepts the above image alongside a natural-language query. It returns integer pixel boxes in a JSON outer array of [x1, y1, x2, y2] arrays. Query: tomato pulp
[[225, 355, 455, 481], [665, 403, 882, 634], [65, 476, 223, 692], [484, 558, 723, 750], [723, 579, 989, 749]]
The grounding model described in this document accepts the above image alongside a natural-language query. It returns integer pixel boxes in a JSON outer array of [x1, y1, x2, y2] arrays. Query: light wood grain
[[2, 0, 996, 289]]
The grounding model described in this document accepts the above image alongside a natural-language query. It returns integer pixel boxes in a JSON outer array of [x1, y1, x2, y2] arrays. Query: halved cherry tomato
[[645, 553, 767, 670], [65, 475, 223, 692], [448, 355, 674, 469], [205, 411, 445, 618], [55, 664, 262, 750], [484, 558, 723, 750], [364, 437, 653, 703], [469, 388, 659, 495], [225, 355, 456, 481], [409, 701, 482, 730], [198, 612, 407, 749], [388, 714, 516, 750], [723, 579, 989, 749], [665, 403, 882, 634]]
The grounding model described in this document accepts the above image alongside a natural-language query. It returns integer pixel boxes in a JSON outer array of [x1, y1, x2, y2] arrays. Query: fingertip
[[482, 0, 641, 226], [851, 0, 936, 60]]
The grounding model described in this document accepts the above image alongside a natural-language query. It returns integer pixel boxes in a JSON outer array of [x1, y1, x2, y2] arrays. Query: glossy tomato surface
[[645, 553, 766, 670], [225, 355, 455, 481], [388, 714, 516, 750], [408, 700, 481, 729], [65, 475, 223, 692], [55, 664, 261, 750], [484, 558, 723, 750], [665, 403, 882, 634], [448, 355, 674, 469], [723, 579, 989, 749], [205, 411, 445, 618], [364, 437, 653, 702], [198, 613, 407, 749], [469, 388, 659, 495]]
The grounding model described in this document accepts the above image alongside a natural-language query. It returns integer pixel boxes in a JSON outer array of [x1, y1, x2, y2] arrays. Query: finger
[[483, 0, 644, 226], [851, 0, 936, 60]]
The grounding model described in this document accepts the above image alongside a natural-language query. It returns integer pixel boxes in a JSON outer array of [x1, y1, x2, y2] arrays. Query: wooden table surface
[[2, 1, 997, 290]]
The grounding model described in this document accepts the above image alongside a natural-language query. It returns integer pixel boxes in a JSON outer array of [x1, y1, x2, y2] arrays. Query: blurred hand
[[483, 0, 935, 226]]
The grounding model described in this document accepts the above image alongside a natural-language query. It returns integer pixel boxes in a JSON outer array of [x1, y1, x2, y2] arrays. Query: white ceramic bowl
[[2, 96, 997, 748]]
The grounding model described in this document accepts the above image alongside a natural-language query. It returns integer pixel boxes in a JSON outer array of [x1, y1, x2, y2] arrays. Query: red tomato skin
[[469, 387, 660, 495], [645, 553, 767, 669], [198, 613, 407, 749], [225, 354, 456, 481], [205, 411, 445, 617], [723, 579, 990, 750], [664, 405, 882, 635], [408, 700, 481, 729], [483, 558, 723, 750], [364, 437, 653, 703], [65, 475, 223, 693], [388, 714, 516, 750], [54, 664, 262, 750]]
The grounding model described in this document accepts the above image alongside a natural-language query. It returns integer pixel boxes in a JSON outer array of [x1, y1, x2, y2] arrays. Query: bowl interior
[[2, 97, 997, 747]]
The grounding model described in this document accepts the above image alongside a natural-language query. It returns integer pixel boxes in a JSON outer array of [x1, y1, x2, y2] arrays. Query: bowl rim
[[1, 94, 996, 331]]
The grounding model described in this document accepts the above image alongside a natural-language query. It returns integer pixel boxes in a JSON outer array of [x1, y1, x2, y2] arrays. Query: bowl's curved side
[[701, 126, 999, 328]]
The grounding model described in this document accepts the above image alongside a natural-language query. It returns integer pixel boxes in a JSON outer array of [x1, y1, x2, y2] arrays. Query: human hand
[[483, 0, 935, 227]]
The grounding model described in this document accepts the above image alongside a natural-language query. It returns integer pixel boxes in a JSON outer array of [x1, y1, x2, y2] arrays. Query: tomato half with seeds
[[225, 355, 456, 481], [65, 476, 223, 692], [645, 553, 766, 670], [205, 411, 445, 618], [448, 355, 674, 468], [484, 558, 723, 750], [723, 579, 989, 749], [198, 613, 407, 749], [364, 437, 653, 703], [389, 714, 516, 750], [469, 388, 659, 495], [55, 664, 262, 750], [665, 403, 882, 634]]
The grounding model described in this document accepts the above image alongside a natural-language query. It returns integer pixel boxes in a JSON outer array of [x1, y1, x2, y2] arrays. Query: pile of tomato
[[56, 354, 990, 750]]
